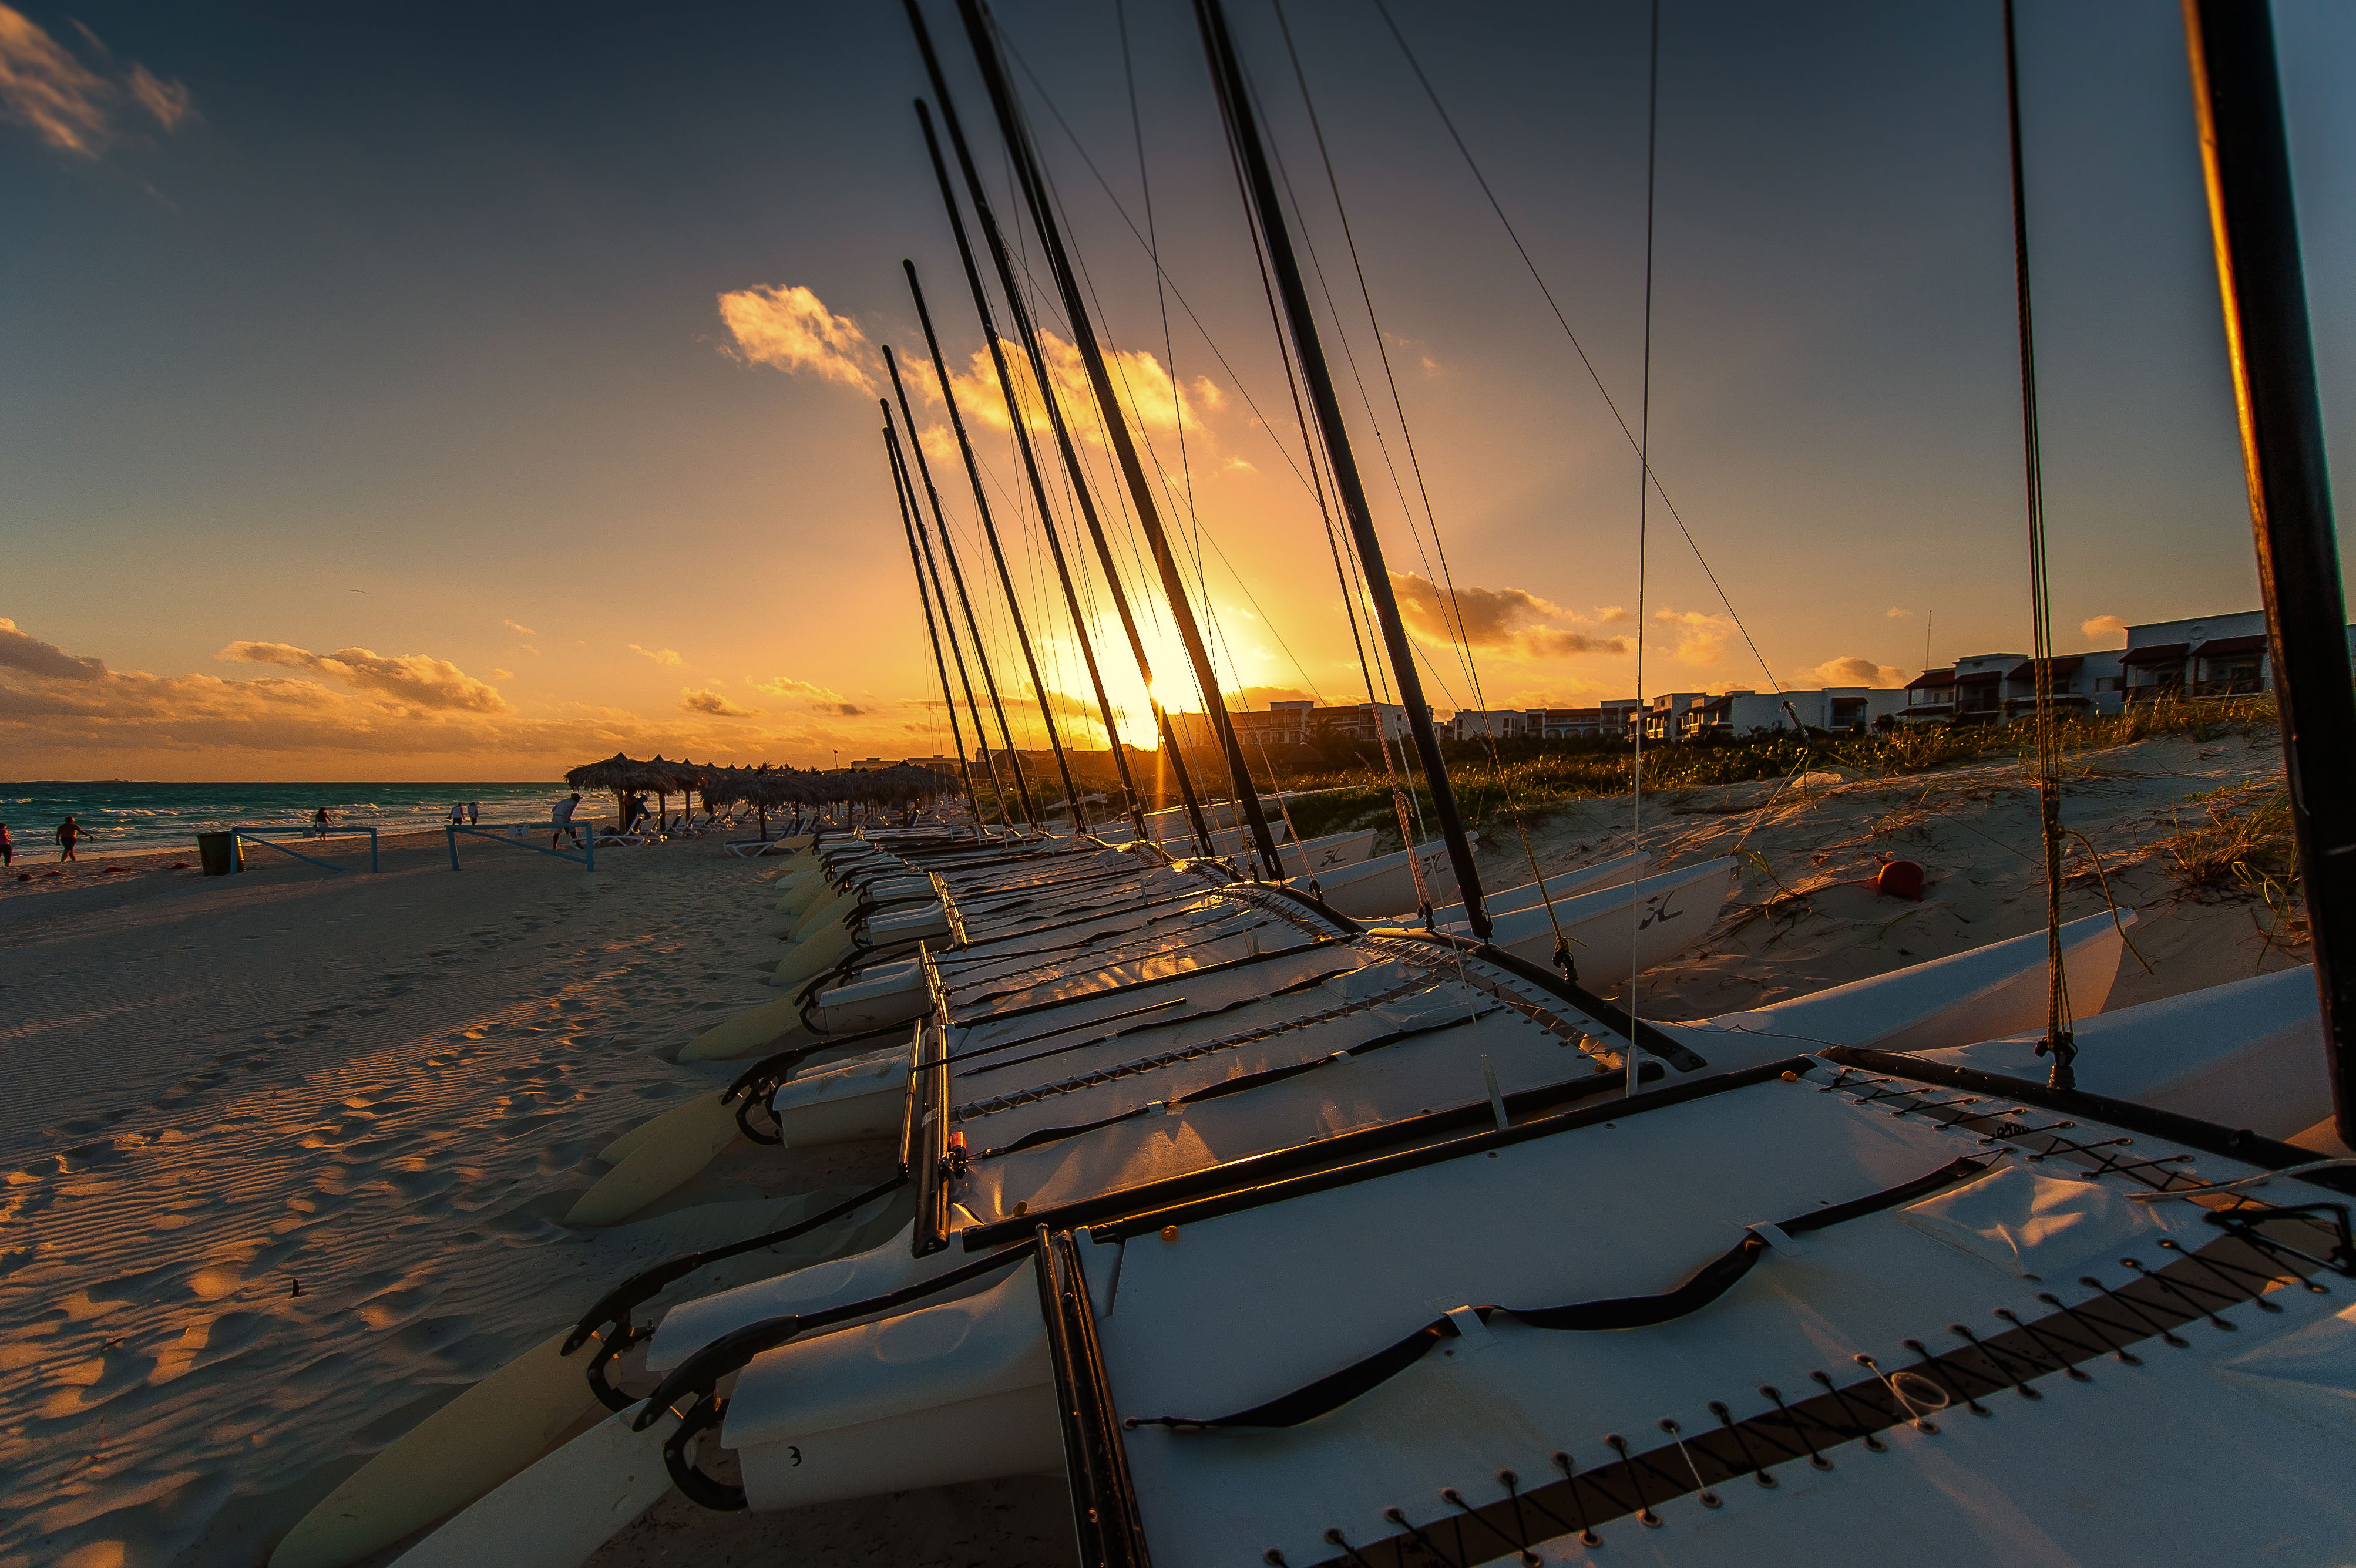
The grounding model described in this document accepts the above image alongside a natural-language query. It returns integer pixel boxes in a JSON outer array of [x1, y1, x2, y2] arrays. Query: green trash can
[[197, 832, 243, 876]]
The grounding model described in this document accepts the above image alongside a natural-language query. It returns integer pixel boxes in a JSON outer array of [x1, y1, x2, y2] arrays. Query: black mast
[[885, 342, 1041, 829], [1190, 0, 1491, 938], [913, 101, 1144, 841], [2183, 0, 2356, 1142], [952, 0, 1287, 881], [887, 403, 1007, 827], [904, 259, 1091, 835], [901, 0, 1218, 859], [882, 418, 986, 833]]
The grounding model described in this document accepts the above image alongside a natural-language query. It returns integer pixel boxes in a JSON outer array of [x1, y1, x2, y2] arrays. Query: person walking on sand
[[552, 791, 582, 848], [466, 801, 480, 826], [312, 806, 331, 839], [448, 803, 465, 826], [56, 816, 82, 862]]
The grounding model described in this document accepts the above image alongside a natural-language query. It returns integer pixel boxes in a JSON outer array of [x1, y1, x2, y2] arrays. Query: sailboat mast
[[882, 418, 986, 832], [952, 0, 1287, 882], [913, 100, 1144, 840], [889, 409, 1014, 829], [1189, 0, 1491, 939], [903, 260, 1090, 833], [2183, 0, 2356, 1141], [902, 0, 1216, 856], [885, 342, 1042, 829]]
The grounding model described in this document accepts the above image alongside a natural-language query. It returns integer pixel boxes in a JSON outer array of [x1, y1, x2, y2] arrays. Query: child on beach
[[56, 816, 82, 862]]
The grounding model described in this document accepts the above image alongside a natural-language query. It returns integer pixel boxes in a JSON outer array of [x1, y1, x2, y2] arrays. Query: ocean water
[[0, 782, 581, 854]]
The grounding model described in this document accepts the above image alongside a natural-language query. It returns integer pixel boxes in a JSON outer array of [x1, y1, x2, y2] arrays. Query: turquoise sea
[[0, 782, 576, 855]]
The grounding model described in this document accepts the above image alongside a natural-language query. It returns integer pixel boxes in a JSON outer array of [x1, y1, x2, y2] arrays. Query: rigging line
[[1118, 0, 1206, 581], [887, 342, 1041, 826], [1241, 55, 1476, 708], [1367, 0, 1784, 701], [1265, 4, 1487, 707], [1628, 0, 1662, 1098], [1194, 16, 1430, 804], [1026, 108, 1320, 778], [2002, 0, 2074, 1089], [1271, 0, 1569, 914], [1000, 28, 1332, 505], [884, 416, 988, 823], [889, 407, 1013, 826]]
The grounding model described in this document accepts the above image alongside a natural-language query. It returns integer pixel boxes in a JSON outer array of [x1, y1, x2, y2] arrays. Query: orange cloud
[[1652, 608, 1732, 667], [627, 644, 683, 667], [0, 7, 193, 156], [681, 688, 761, 718], [217, 641, 510, 713], [1799, 655, 1905, 688], [1388, 573, 1634, 661], [2081, 614, 2128, 643], [718, 284, 880, 396]]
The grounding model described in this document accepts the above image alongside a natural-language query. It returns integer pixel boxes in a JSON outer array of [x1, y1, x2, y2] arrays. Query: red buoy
[[1876, 859, 1926, 901]]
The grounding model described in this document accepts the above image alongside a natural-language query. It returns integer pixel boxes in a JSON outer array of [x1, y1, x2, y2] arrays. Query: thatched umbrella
[[566, 752, 666, 828], [641, 755, 703, 830], [732, 765, 799, 842]]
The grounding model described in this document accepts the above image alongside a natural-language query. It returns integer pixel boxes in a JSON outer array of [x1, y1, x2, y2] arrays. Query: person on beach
[[448, 803, 465, 825], [56, 816, 82, 862], [312, 807, 331, 838], [1, 822, 11, 867], [552, 792, 582, 847], [466, 801, 480, 825]]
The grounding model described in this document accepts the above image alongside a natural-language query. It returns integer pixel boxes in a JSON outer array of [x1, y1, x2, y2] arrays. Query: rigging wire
[[2002, 0, 2075, 1089], [1367, 0, 1784, 704], [1628, 0, 1662, 1097], [1271, 0, 1578, 962]]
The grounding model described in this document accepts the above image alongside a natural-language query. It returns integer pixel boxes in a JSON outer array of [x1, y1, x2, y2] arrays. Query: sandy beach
[[0, 729, 2305, 1568]]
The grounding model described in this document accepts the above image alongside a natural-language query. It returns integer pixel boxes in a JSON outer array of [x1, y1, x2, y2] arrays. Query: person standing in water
[[56, 816, 82, 862]]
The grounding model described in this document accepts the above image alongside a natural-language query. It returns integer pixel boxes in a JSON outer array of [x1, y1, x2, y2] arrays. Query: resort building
[[1897, 608, 2341, 724], [1170, 701, 1417, 749], [1441, 702, 1641, 742], [1681, 686, 1908, 739]]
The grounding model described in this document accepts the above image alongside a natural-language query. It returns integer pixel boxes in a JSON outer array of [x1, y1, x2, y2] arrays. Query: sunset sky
[[4, 0, 2352, 780]]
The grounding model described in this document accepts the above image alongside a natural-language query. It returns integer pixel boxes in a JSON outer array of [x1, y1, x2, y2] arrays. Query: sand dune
[[0, 833, 825, 1568]]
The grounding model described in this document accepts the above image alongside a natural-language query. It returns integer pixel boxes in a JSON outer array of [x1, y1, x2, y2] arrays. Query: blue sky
[[1, 0, 2349, 778]]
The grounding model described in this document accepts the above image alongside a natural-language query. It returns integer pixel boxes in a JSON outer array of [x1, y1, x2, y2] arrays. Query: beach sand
[[0, 731, 2304, 1567]]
